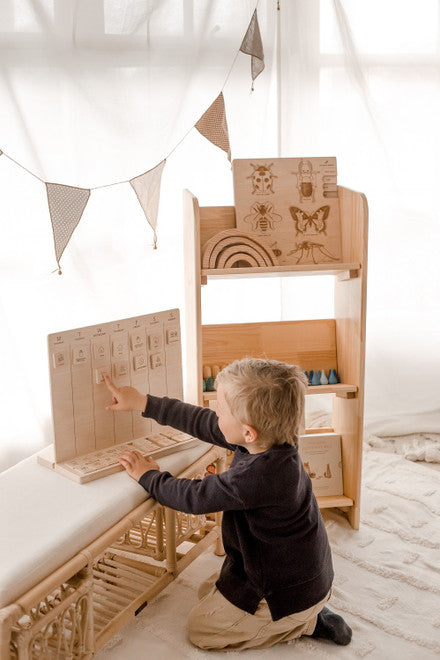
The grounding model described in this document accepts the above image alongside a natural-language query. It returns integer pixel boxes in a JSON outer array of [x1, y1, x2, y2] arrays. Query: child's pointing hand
[[103, 373, 147, 412]]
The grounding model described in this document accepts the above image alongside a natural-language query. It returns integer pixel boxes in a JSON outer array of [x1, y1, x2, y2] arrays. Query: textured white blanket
[[96, 449, 440, 659]]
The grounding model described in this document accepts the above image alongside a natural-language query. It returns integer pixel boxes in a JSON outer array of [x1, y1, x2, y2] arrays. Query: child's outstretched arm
[[103, 373, 234, 451], [125, 455, 245, 515]]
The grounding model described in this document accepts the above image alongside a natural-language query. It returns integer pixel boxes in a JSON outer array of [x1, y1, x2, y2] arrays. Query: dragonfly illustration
[[287, 241, 338, 264]]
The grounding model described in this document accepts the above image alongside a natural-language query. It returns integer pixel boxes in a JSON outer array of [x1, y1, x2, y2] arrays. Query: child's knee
[[187, 602, 204, 641], [186, 603, 222, 650], [186, 615, 215, 650]]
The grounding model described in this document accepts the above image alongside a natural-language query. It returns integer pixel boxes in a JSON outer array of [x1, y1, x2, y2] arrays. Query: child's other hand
[[119, 450, 159, 481], [103, 373, 147, 412]]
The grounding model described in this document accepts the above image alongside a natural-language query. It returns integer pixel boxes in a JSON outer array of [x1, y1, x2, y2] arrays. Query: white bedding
[[0, 441, 210, 609]]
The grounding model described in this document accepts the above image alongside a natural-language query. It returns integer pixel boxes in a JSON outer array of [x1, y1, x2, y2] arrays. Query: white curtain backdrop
[[0, 0, 438, 471]]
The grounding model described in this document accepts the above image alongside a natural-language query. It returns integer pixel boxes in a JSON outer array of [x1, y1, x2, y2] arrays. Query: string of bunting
[[0, 6, 265, 275]]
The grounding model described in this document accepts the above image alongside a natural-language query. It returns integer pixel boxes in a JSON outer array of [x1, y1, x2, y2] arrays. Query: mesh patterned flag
[[46, 182, 91, 274], [129, 159, 166, 249], [195, 92, 231, 161], [240, 9, 265, 89]]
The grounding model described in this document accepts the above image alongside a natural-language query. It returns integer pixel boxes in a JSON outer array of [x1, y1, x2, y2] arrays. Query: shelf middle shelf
[[202, 383, 357, 402]]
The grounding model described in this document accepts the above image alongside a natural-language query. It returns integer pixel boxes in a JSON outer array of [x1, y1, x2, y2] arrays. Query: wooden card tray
[[38, 427, 200, 483]]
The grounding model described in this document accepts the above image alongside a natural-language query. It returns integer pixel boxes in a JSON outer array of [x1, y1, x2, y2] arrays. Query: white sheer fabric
[[0, 0, 438, 470]]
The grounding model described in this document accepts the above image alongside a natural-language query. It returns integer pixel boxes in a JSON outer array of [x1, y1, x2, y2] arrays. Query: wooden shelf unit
[[183, 186, 368, 529]]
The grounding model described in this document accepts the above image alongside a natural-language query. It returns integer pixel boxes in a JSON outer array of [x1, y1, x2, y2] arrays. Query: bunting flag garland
[[1, 2, 265, 272], [129, 159, 166, 249], [46, 183, 91, 274], [195, 92, 231, 162], [239, 9, 265, 90]]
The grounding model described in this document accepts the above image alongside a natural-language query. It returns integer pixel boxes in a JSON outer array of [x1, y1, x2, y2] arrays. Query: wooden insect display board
[[232, 157, 342, 266], [39, 308, 200, 483]]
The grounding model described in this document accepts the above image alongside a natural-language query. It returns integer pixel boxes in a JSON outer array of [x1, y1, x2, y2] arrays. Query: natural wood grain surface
[[202, 319, 337, 371], [233, 158, 342, 266], [48, 309, 184, 471], [183, 190, 204, 405]]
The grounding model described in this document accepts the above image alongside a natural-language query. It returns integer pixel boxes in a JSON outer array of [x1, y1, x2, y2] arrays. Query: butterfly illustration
[[289, 205, 330, 235]]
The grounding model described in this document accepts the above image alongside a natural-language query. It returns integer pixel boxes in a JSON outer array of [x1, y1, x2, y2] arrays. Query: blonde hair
[[215, 358, 307, 448]]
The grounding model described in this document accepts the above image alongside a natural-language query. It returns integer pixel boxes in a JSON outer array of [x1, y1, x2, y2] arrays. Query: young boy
[[103, 358, 352, 651]]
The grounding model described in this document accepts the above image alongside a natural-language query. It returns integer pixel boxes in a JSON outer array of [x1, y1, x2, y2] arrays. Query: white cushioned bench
[[0, 442, 225, 659]]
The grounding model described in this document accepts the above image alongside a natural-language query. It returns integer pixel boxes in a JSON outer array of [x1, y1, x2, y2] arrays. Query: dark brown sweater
[[139, 395, 334, 621]]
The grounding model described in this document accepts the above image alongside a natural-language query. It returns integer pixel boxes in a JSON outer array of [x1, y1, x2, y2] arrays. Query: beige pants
[[187, 573, 331, 651]]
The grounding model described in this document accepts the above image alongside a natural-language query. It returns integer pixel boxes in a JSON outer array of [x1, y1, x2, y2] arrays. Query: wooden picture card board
[[232, 157, 342, 266], [298, 432, 343, 497], [41, 308, 194, 482]]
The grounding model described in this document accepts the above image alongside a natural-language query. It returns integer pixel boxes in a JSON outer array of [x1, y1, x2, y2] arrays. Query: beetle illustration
[[294, 159, 317, 202], [247, 163, 277, 195]]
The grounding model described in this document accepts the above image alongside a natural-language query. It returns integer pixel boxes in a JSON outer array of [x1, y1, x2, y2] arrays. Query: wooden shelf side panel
[[183, 190, 204, 405], [332, 397, 362, 529], [199, 206, 236, 255], [338, 186, 369, 264], [334, 188, 368, 390], [202, 319, 337, 372], [333, 187, 368, 531]]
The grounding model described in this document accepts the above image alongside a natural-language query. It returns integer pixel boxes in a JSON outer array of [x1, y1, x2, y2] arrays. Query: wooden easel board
[[232, 157, 342, 266], [41, 308, 190, 482]]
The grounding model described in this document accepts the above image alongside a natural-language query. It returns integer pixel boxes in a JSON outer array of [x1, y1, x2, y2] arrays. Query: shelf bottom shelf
[[317, 495, 353, 509]]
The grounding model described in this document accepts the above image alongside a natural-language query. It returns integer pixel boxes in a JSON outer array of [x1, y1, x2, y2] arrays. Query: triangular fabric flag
[[46, 182, 90, 274], [129, 159, 166, 249], [239, 9, 265, 90], [195, 92, 231, 161]]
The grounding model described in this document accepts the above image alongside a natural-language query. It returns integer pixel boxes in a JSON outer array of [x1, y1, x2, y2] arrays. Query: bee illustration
[[287, 241, 339, 264], [289, 205, 330, 235], [244, 202, 282, 233]]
